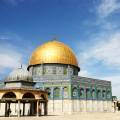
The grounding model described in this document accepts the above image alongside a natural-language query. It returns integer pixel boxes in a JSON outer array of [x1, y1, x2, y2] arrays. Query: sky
[[0, 0, 120, 98]]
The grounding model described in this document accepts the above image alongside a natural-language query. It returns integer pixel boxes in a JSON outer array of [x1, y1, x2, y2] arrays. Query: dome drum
[[28, 63, 79, 76]]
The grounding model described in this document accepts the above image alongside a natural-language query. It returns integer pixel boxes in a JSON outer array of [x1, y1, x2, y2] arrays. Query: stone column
[[23, 103, 25, 116], [8, 102, 11, 117], [61, 86, 63, 112], [51, 87, 54, 99], [51, 87, 54, 112], [44, 102, 48, 115], [36, 100, 39, 117], [5, 102, 7, 117], [18, 100, 20, 117]]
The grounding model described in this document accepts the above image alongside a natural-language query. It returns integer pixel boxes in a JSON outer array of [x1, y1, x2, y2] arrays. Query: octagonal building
[[27, 40, 113, 114]]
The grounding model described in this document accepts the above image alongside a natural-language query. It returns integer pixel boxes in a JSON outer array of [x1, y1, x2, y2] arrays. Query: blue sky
[[0, 0, 120, 98]]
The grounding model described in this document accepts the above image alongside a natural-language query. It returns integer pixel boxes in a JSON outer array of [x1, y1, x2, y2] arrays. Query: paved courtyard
[[0, 112, 120, 120]]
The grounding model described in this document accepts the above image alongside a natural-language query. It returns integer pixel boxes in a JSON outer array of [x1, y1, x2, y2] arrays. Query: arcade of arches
[[45, 87, 111, 100], [0, 88, 48, 117]]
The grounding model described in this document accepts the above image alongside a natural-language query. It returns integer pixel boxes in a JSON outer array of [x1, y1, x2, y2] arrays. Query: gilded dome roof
[[28, 40, 79, 68]]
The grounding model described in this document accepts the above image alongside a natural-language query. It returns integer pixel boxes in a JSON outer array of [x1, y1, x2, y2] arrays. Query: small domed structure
[[6, 67, 32, 82]]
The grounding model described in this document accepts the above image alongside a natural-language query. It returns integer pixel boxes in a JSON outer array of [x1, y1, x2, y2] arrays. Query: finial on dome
[[51, 34, 59, 41]]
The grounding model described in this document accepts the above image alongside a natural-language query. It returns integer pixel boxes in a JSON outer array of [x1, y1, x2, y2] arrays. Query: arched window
[[45, 88, 51, 99], [63, 87, 68, 98], [72, 87, 78, 99], [97, 90, 101, 99], [80, 88, 84, 98], [54, 87, 60, 99], [92, 89, 96, 99], [107, 91, 111, 99], [102, 90, 106, 99], [86, 88, 91, 99]]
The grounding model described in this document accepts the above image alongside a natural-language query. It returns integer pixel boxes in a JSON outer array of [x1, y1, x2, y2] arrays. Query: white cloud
[[102, 76, 120, 98], [77, 32, 120, 98], [79, 32, 120, 69], [79, 69, 120, 98], [97, 0, 120, 18], [0, 43, 23, 72], [78, 69, 93, 78]]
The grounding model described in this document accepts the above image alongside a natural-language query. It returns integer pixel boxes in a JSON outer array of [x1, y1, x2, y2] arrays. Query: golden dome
[[28, 40, 79, 68]]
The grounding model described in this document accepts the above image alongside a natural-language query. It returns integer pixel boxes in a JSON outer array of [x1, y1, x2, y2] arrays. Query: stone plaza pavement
[[0, 112, 120, 120]]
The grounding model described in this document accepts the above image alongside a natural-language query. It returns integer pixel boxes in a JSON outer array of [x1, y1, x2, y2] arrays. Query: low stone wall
[[47, 100, 114, 115]]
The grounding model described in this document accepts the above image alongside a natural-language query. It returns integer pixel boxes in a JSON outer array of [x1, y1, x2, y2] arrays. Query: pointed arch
[[63, 87, 68, 98], [97, 90, 101, 99], [86, 88, 91, 99], [107, 90, 111, 99], [80, 88, 84, 99], [102, 90, 106, 99], [92, 89, 96, 99], [53, 87, 60, 99], [72, 87, 78, 99]]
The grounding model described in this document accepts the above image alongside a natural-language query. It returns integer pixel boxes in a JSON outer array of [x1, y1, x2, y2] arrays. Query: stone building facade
[[27, 40, 113, 114], [29, 65, 112, 114]]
